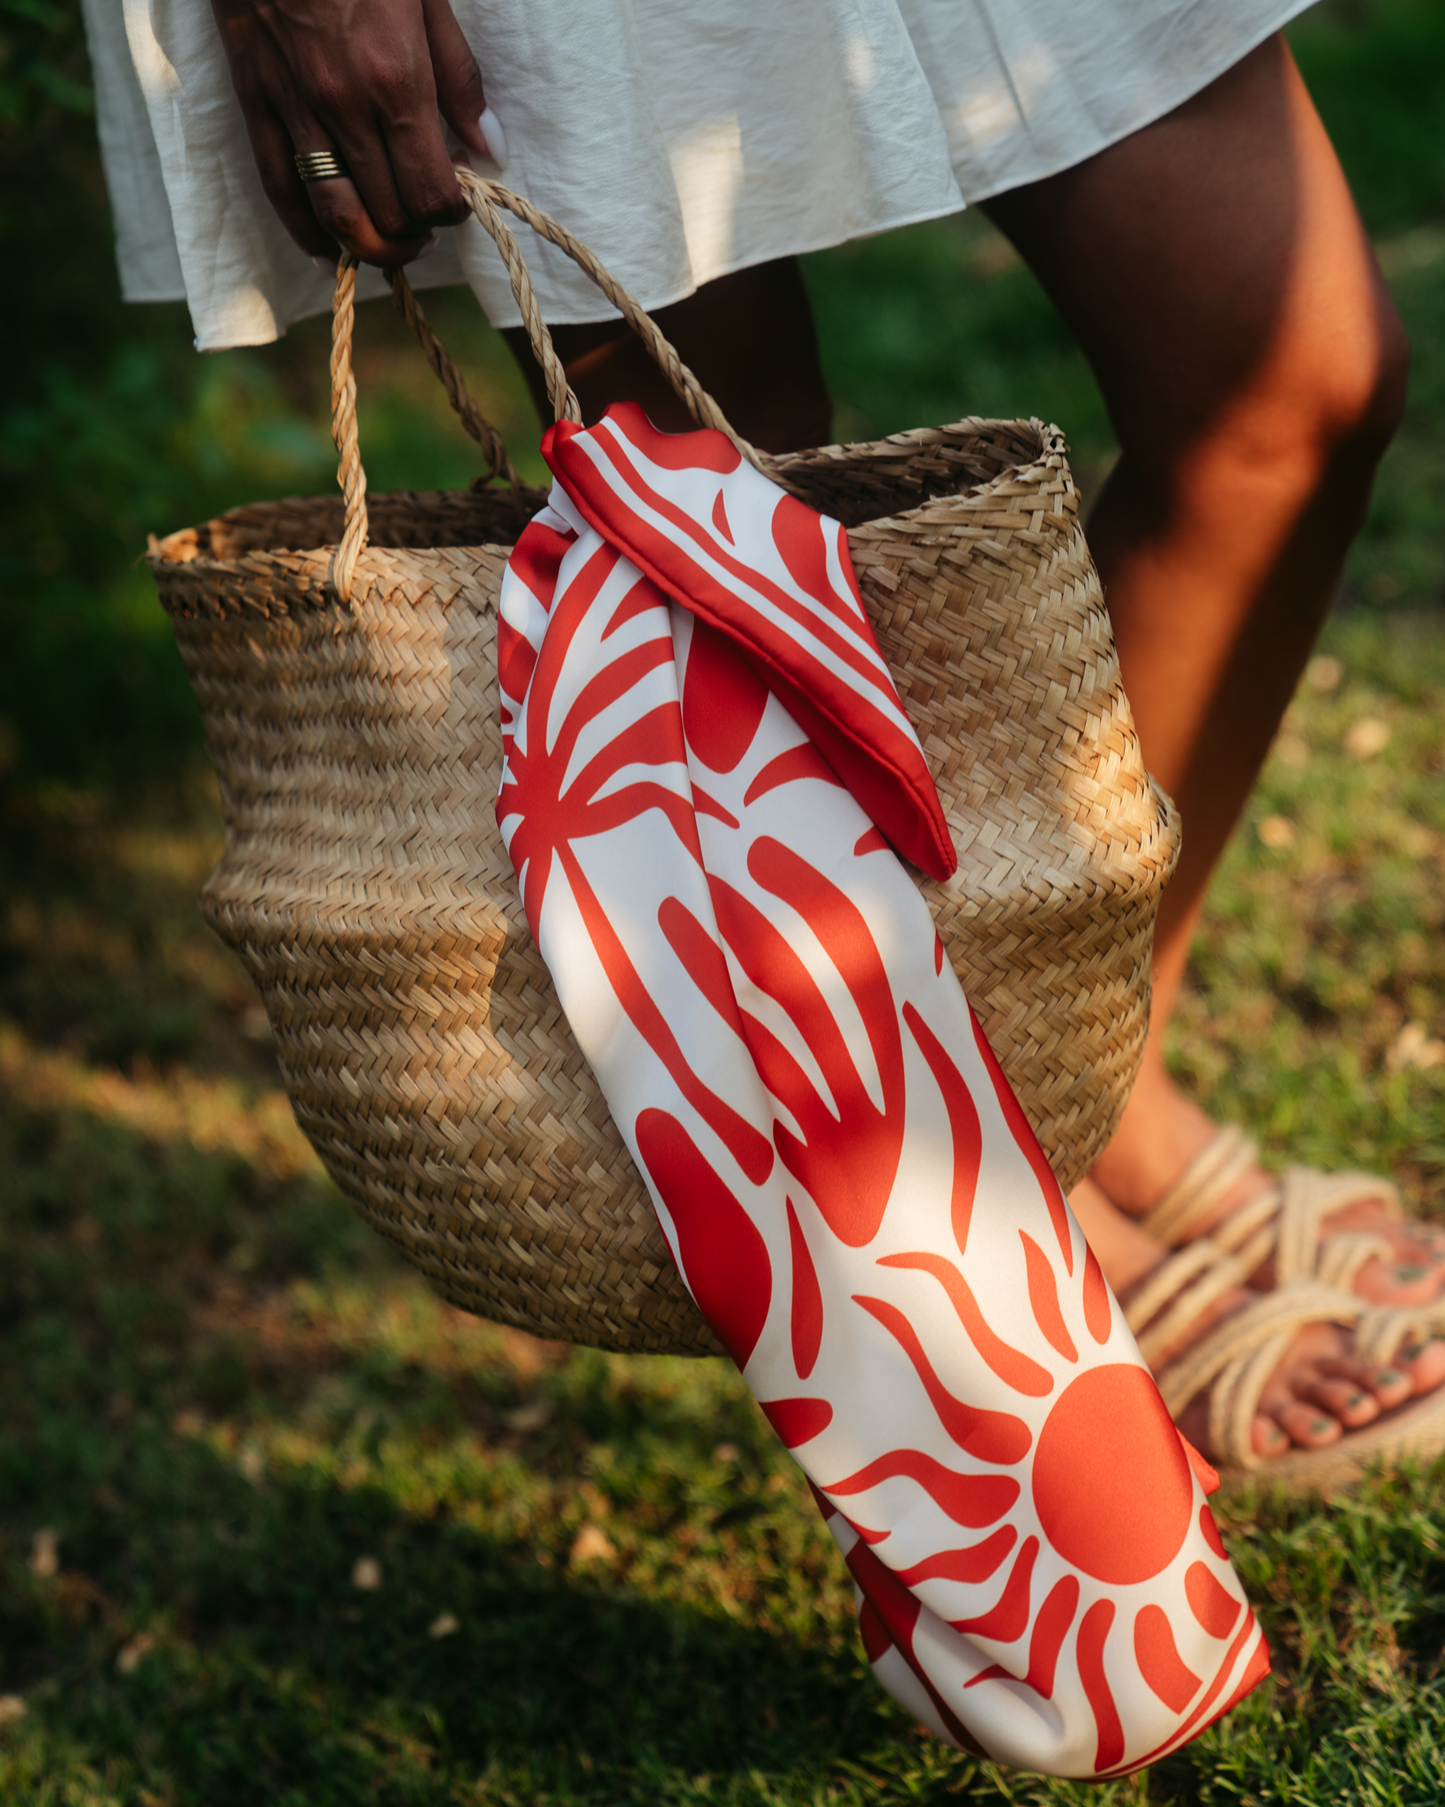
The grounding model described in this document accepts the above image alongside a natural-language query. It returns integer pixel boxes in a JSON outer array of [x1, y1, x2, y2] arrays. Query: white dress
[[82, 0, 1313, 350]]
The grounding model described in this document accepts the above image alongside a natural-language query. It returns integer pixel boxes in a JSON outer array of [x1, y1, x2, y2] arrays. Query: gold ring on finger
[[294, 150, 350, 183]]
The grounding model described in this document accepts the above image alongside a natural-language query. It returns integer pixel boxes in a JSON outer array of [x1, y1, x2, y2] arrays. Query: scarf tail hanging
[[496, 407, 1267, 1779]]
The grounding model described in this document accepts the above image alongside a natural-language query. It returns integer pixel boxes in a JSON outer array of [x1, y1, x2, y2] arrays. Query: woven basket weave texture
[[151, 417, 1179, 1356]]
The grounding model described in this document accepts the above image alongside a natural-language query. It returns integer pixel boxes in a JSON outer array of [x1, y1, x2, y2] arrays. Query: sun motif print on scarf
[[495, 404, 1269, 1778]]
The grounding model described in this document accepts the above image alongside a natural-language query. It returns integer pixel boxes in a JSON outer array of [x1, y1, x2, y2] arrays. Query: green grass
[[7, 612, 1445, 1804], [3, 0, 1445, 1799]]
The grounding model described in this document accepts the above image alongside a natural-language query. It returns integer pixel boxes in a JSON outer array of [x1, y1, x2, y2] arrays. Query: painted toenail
[[1395, 1265, 1427, 1282], [1312, 1418, 1334, 1435], [1375, 1368, 1404, 1386], [1347, 1392, 1366, 1408]]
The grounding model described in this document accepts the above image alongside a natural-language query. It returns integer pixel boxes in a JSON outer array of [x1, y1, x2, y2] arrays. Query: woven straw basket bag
[[149, 177, 1179, 1357]]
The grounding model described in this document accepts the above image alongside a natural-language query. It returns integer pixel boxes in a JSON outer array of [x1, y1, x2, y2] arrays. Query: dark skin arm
[[209, 0, 494, 267]]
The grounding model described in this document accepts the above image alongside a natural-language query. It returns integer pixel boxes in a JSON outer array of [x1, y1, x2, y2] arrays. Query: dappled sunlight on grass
[[5, 608, 1445, 1803], [0, 1022, 315, 1181]]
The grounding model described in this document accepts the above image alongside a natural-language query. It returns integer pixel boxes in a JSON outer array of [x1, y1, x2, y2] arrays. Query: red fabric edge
[[542, 414, 957, 881]]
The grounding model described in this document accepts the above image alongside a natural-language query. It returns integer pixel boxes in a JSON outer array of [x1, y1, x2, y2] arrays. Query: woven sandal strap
[[1160, 1282, 1445, 1459], [1123, 1242, 1220, 1338], [1275, 1172, 1331, 1284], [1208, 1185, 1280, 1258], [1289, 1165, 1403, 1221], [1353, 1306, 1444, 1368], [1131, 1228, 1277, 1369], [1208, 1297, 1445, 1467], [1155, 1280, 1356, 1421], [1317, 1231, 1396, 1293], [1275, 1166, 1404, 1283], [1141, 1126, 1260, 1247]]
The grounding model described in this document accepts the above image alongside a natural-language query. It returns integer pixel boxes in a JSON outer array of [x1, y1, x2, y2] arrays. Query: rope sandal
[[1141, 1125, 1409, 1290], [1124, 1235, 1445, 1490]]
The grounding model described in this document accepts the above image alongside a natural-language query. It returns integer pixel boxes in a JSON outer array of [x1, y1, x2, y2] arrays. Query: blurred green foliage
[[0, 0, 91, 124], [1, 0, 1443, 789]]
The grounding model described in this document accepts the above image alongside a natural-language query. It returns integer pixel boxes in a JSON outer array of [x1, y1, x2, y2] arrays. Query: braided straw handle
[[327, 174, 767, 602], [328, 258, 518, 599], [386, 268, 519, 491]]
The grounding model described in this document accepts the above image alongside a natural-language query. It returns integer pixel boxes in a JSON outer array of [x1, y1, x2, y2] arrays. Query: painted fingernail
[[312, 254, 339, 277], [415, 235, 439, 260], [478, 105, 509, 169]]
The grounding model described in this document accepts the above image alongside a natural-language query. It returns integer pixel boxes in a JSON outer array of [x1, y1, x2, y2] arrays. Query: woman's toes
[[1399, 1338, 1445, 1394], [1328, 1341, 1445, 1400], [1271, 1401, 1344, 1449], [1354, 1255, 1442, 1308], [1319, 1355, 1412, 1408], [1250, 1414, 1290, 1458], [1300, 1377, 1379, 1428]]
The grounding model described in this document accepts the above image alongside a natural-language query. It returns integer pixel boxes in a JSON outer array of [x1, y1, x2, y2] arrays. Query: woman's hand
[[209, 0, 502, 268]]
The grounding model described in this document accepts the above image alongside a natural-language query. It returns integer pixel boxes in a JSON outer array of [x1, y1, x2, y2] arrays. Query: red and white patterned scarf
[[496, 404, 1268, 1778]]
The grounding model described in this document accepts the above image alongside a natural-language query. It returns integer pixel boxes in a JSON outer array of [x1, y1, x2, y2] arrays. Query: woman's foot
[[1071, 1177, 1445, 1461], [1088, 1063, 1445, 1308]]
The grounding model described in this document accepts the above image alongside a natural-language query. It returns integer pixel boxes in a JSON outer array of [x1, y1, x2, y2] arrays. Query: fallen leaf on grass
[[1258, 814, 1297, 851], [29, 1528, 58, 1579], [1344, 717, 1391, 759], [116, 1633, 154, 1675], [1307, 655, 1345, 693], [0, 1696, 26, 1724], [237, 1445, 265, 1484], [503, 1399, 552, 1434], [569, 1525, 617, 1567], [1387, 1022, 1445, 1074], [351, 1555, 383, 1591], [428, 1612, 460, 1639]]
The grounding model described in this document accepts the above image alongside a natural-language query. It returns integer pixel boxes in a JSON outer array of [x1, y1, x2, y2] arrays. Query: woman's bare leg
[[982, 35, 1438, 1301]]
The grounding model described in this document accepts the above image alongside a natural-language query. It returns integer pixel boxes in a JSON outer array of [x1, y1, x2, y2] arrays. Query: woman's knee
[[989, 36, 1408, 516], [1316, 283, 1409, 476], [1109, 274, 1409, 533], [1215, 282, 1406, 516]]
